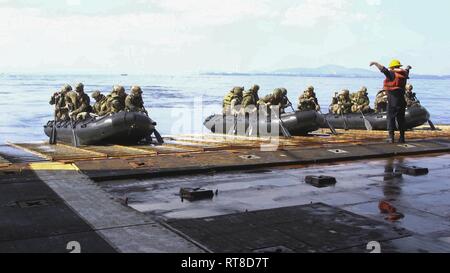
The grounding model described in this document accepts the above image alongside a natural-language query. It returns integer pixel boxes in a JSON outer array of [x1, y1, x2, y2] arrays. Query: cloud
[[281, 0, 367, 27], [0, 1, 275, 73], [0, 1, 448, 75], [147, 0, 275, 26], [66, 0, 81, 6], [366, 0, 381, 6]]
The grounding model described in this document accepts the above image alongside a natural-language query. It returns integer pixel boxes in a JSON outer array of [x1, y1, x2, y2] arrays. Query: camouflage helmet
[[91, 90, 101, 99], [273, 88, 283, 98], [131, 85, 142, 95], [280, 88, 287, 96], [232, 86, 244, 96], [305, 87, 314, 95], [75, 82, 84, 92], [113, 85, 125, 95], [339, 89, 350, 96], [250, 84, 260, 93], [60, 84, 72, 93], [405, 83, 413, 91], [360, 86, 368, 92]]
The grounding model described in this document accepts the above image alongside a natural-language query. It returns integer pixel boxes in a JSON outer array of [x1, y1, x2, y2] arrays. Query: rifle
[[286, 98, 296, 112]]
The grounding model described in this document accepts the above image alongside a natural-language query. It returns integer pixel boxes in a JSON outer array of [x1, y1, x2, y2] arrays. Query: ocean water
[[0, 73, 449, 144]]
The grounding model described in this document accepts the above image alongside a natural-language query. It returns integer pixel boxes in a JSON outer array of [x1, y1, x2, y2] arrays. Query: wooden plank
[[81, 145, 156, 158], [75, 139, 450, 181], [57, 143, 108, 158], [7, 124, 450, 163], [7, 142, 53, 160], [130, 145, 200, 154], [7, 142, 106, 161]]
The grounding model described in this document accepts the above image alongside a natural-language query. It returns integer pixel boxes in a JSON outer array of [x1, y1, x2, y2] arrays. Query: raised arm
[[370, 61, 385, 72], [370, 61, 393, 80]]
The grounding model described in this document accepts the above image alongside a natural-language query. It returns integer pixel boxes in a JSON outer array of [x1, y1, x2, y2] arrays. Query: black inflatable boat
[[320, 105, 430, 130], [203, 110, 324, 136], [44, 111, 156, 145]]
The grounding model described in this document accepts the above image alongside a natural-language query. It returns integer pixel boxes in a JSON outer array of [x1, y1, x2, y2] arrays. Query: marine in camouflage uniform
[[125, 85, 147, 115], [404, 84, 419, 108], [258, 88, 283, 107], [91, 90, 109, 116], [242, 84, 260, 113], [50, 84, 72, 121], [297, 86, 320, 112], [351, 86, 372, 113], [222, 86, 244, 115], [107, 85, 128, 113], [279, 88, 291, 113], [68, 83, 92, 120], [374, 90, 388, 113], [330, 89, 352, 114]]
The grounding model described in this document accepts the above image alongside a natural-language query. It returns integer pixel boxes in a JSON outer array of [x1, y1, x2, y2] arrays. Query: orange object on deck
[[379, 200, 397, 214]]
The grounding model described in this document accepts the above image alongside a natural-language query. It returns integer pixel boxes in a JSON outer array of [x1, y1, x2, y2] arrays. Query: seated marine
[[374, 90, 388, 113], [351, 86, 372, 113], [257, 88, 284, 112], [125, 85, 147, 115], [242, 84, 260, 113], [222, 86, 244, 115], [107, 85, 128, 113], [68, 83, 92, 120], [279, 88, 291, 113], [404, 83, 419, 108], [330, 89, 352, 114], [91, 90, 109, 116], [297, 86, 320, 112], [50, 84, 72, 121]]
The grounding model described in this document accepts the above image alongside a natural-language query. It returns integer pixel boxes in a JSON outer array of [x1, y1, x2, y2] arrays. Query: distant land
[[202, 65, 450, 80]]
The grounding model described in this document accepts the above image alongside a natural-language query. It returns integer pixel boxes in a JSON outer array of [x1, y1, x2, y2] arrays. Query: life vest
[[222, 92, 241, 108], [383, 69, 408, 91], [222, 92, 234, 108], [242, 91, 258, 107]]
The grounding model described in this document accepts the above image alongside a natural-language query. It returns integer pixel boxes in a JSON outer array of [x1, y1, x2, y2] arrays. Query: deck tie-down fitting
[[239, 155, 261, 160], [128, 161, 147, 168], [328, 149, 349, 154], [398, 144, 416, 148]]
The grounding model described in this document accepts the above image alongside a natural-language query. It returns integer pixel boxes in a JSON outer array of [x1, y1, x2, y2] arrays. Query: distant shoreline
[[201, 72, 450, 80]]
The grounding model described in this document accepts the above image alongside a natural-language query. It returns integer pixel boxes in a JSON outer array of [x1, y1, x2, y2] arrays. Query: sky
[[0, 0, 449, 75]]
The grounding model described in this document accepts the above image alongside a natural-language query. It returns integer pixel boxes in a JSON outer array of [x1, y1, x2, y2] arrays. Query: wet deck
[[1, 125, 450, 252], [104, 153, 450, 252]]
